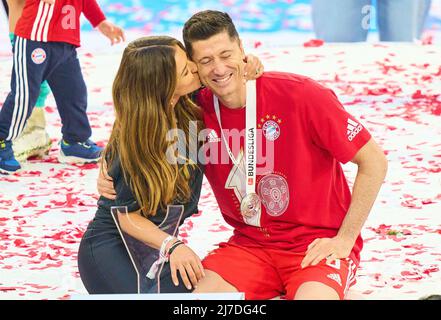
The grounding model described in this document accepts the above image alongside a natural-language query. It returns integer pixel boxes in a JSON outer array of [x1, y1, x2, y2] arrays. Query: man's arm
[[97, 160, 116, 199], [335, 138, 388, 246], [301, 138, 388, 268]]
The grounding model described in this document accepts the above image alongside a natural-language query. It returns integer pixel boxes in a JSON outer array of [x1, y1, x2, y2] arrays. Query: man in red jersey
[[0, 0, 124, 174], [97, 10, 387, 300], [183, 10, 388, 300]]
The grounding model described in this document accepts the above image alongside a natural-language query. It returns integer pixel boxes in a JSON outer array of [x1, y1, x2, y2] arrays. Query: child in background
[[0, 0, 125, 174], [6, 0, 52, 162]]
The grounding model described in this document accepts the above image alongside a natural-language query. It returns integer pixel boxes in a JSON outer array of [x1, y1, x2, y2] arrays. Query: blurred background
[[1, 0, 441, 53]]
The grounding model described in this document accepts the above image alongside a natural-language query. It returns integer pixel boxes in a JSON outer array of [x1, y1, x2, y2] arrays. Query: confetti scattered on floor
[[0, 33, 440, 300]]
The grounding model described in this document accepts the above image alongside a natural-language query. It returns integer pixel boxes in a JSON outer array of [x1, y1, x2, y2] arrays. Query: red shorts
[[202, 242, 357, 300]]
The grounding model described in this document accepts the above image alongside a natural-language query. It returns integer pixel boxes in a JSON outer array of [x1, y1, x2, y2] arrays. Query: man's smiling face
[[191, 31, 246, 105]]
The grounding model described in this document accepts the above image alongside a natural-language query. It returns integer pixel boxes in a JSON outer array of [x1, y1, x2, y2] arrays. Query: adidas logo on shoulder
[[347, 118, 363, 141]]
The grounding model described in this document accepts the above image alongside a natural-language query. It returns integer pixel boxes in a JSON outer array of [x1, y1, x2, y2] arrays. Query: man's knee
[[193, 270, 238, 293], [293, 281, 340, 300]]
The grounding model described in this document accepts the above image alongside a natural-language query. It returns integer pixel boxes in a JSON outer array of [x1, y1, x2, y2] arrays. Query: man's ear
[[239, 39, 246, 59]]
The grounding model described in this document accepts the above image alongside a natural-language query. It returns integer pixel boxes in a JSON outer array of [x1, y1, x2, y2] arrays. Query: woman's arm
[[118, 209, 205, 290], [118, 209, 171, 250], [99, 157, 205, 289]]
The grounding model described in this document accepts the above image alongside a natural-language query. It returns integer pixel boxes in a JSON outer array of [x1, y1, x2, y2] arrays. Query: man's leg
[[282, 255, 357, 300], [377, 0, 432, 41], [294, 281, 340, 300], [193, 270, 239, 293], [195, 242, 282, 300], [311, 0, 371, 42]]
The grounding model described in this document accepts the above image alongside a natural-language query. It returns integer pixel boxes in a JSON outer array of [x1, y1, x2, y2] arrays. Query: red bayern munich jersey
[[197, 72, 371, 264], [15, 0, 106, 47]]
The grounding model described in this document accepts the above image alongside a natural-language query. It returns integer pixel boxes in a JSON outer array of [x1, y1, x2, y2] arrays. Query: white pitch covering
[[0, 42, 440, 300]]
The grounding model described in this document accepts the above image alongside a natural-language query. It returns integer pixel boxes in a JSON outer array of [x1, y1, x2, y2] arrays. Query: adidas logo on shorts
[[327, 273, 342, 286]]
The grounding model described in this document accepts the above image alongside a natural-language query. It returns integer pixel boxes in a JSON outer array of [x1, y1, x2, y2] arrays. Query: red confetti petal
[[303, 39, 324, 48]]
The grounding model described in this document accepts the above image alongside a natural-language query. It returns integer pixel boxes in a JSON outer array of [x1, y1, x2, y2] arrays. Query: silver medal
[[240, 193, 262, 218]]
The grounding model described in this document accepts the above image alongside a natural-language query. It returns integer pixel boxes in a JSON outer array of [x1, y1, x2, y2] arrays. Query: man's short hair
[[183, 10, 239, 58]]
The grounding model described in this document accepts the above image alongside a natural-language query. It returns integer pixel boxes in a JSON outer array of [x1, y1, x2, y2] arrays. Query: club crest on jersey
[[31, 48, 47, 65], [258, 173, 289, 216], [258, 115, 282, 141]]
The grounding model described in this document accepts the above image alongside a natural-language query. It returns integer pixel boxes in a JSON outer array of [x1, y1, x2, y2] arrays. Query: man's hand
[[243, 54, 264, 80], [97, 160, 116, 199], [301, 236, 354, 269], [41, 0, 55, 4], [168, 243, 205, 290], [97, 20, 125, 46]]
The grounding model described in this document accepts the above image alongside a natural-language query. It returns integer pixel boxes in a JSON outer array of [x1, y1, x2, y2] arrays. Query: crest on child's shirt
[[31, 48, 47, 65], [258, 114, 282, 141]]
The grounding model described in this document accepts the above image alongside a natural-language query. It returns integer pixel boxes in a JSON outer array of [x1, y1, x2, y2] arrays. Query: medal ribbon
[[213, 80, 257, 196]]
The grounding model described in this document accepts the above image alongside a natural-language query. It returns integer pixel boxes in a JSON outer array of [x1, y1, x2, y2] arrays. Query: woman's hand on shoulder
[[244, 54, 264, 81]]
